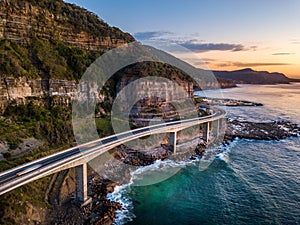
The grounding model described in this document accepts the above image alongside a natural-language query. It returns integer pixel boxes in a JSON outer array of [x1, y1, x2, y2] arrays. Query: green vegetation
[[4, 101, 74, 145], [0, 38, 104, 80], [0, 102, 114, 224], [0, 175, 52, 225], [95, 117, 114, 137], [50, 0, 132, 39], [0, 100, 115, 172], [0, 0, 135, 222], [115, 61, 195, 83], [194, 97, 204, 103], [0, 39, 38, 78]]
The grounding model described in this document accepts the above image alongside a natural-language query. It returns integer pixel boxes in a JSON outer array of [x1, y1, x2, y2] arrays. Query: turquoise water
[[109, 84, 300, 225]]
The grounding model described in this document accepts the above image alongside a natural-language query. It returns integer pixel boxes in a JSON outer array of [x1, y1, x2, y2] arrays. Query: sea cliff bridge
[[0, 108, 225, 203]]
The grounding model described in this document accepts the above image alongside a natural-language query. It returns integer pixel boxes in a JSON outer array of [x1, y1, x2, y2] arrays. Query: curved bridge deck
[[0, 108, 226, 201]]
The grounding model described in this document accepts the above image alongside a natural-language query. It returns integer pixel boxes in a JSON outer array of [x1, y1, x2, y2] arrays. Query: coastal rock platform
[[225, 119, 300, 142]]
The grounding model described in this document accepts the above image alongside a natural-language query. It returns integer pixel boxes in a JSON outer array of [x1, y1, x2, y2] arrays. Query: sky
[[65, 0, 300, 78]]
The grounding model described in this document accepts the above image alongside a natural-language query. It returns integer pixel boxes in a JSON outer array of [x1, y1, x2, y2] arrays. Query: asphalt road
[[0, 108, 225, 195]]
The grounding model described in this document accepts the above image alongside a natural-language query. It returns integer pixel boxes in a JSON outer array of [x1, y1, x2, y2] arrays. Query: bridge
[[0, 108, 225, 204]]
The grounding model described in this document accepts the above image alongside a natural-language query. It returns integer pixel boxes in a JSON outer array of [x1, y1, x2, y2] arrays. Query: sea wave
[[215, 137, 239, 163], [107, 181, 135, 225], [107, 156, 204, 225], [107, 140, 239, 225]]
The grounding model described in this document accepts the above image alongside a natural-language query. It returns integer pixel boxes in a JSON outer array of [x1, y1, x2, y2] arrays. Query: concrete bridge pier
[[213, 119, 220, 137], [203, 122, 210, 143], [170, 131, 177, 154], [75, 163, 89, 203]]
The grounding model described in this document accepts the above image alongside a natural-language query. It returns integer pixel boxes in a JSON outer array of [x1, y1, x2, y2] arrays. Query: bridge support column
[[75, 163, 88, 203], [203, 122, 210, 143], [213, 119, 220, 137], [170, 131, 177, 154]]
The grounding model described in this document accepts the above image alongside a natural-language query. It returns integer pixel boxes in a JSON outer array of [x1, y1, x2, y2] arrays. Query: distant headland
[[212, 68, 292, 85]]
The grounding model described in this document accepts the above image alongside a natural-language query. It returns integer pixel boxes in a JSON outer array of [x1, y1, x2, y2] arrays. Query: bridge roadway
[[0, 108, 226, 201]]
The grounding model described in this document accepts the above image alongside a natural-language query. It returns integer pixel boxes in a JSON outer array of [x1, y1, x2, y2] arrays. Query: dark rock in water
[[194, 142, 207, 156], [200, 97, 263, 107], [226, 119, 300, 140], [87, 178, 122, 225]]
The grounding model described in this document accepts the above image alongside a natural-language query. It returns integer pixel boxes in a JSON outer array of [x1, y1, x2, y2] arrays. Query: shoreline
[[50, 98, 300, 225], [75, 118, 300, 225]]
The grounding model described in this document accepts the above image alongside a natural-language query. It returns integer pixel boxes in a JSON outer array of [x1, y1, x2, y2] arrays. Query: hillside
[[0, 1, 135, 224], [0, 0, 134, 81], [0, 0, 134, 50], [0, 1, 238, 223], [213, 68, 290, 84]]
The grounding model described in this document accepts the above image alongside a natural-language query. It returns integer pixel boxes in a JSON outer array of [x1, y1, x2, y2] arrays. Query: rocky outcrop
[[200, 97, 263, 107], [49, 177, 121, 225], [116, 61, 195, 98], [225, 119, 300, 141], [113, 144, 172, 166]]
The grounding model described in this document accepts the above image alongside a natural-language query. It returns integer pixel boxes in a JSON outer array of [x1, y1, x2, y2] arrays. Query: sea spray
[[107, 134, 241, 224], [216, 137, 239, 163], [107, 180, 135, 225], [107, 156, 204, 225], [107, 150, 228, 225]]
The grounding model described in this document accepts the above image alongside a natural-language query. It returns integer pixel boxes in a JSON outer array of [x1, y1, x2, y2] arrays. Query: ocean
[[108, 83, 300, 225]]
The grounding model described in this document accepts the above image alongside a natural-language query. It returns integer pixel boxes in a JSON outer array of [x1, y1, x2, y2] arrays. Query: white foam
[[215, 137, 239, 163], [107, 181, 135, 225], [107, 138, 239, 224], [107, 158, 201, 224]]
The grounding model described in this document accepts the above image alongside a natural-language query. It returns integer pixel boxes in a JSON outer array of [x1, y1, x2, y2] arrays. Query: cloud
[[272, 53, 294, 56], [290, 39, 300, 44], [134, 30, 256, 53], [190, 58, 216, 66], [217, 61, 291, 67], [189, 60, 207, 66], [180, 42, 246, 52], [134, 31, 174, 40]]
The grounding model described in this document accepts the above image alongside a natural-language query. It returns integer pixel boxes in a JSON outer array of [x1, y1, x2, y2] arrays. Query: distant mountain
[[213, 68, 290, 84]]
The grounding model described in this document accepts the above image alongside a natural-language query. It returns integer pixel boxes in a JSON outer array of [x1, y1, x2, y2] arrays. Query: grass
[[95, 117, 114, 137], [0, 176, 52, 225]]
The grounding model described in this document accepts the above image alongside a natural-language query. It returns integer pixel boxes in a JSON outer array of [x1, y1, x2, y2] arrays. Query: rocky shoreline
[[50, 99, 300, 225], [225, 119, 300, 142], [64, 118, 300, 225]]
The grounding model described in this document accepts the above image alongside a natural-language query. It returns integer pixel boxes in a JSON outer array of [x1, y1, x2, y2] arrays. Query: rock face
[[0, 77, 77, 112], [0, 0, 136, 114], [0, 0, 134, 50], [213, 68, 290, 84], [116, 61, 194, 98], [112, 61, 196, 117]]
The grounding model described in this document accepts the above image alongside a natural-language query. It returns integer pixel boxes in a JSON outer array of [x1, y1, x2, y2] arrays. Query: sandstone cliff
[[0, 0, 136, 114], [0, 77, 77, 112], [0, 0, 134, 50]]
